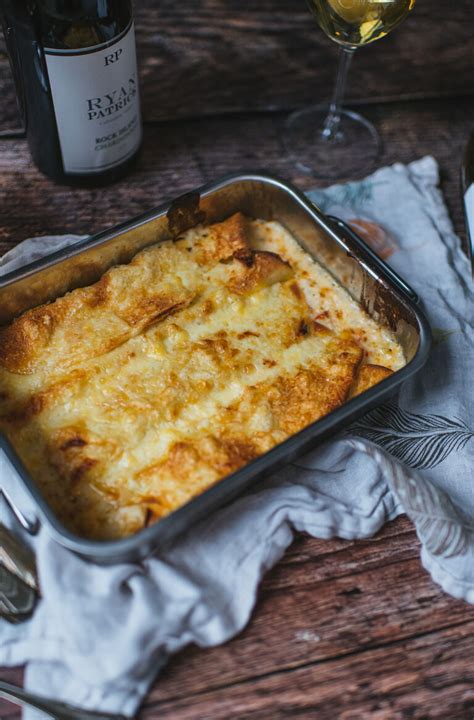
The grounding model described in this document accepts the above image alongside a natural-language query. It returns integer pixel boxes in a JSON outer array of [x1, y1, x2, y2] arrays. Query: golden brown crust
[[0, 306, 57, 376], [138, 435, 257, 492], [349, 363, 393, 398], [0, 243, 197, 375], [227, 250, 293, 295], [223, 336, 363, 439], [0, 213, 255, 377], [176, 212, 251, 266], [47, 425, 121, 492], [131, 436, 258, 526], [269, 345, 363, 435], [210, 212, 250, 260], [0, 214, 401, 541]]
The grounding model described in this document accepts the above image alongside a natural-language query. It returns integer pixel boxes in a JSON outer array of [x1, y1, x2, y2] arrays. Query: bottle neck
[[34, 0, 132, 49]]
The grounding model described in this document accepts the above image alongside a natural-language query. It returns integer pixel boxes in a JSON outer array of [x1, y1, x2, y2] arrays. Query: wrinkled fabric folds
[[1, 157, 473, 718]]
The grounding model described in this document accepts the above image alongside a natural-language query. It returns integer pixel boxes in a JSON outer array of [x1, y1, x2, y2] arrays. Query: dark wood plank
[[2, 519, 473, 720], [0, 96, 471, 258], [141, 622, 474, 719], [0, 95, 472, 720], [0, 525, 414, 719], [135, 0, 474, 119], [141, 517, 471, 707], [0, 0, 472, 130], [0, 668, 23, 719]]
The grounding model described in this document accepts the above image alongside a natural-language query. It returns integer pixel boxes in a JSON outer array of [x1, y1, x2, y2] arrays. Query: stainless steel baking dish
[[0, 173, 431, 563]]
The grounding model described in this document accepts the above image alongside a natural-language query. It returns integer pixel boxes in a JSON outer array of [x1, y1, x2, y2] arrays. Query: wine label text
[[87, 77, 137, 120]]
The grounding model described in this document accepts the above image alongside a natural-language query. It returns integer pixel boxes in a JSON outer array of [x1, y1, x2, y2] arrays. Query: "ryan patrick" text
[[86, 77, 137, 120]]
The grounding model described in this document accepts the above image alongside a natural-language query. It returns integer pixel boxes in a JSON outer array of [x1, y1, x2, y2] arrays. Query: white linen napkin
[[1, 156, 473, 719]]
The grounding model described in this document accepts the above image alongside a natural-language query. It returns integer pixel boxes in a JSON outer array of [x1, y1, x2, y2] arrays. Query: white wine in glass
[[285, 0, 416, 178], [310, 0, 415, 47]]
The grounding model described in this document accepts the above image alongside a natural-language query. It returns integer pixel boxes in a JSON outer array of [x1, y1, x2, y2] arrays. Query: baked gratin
[[0, 214, 405, 539]]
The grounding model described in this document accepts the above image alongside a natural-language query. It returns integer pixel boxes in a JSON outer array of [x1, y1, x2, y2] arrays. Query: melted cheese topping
[[0, 214, 404, 540], [249, 220, 405, 370]]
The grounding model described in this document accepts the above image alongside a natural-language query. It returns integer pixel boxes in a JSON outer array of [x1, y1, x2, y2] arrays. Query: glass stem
[[322, 47, 355, 141]]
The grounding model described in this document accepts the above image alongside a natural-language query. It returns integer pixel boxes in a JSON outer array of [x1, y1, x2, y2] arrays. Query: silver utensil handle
[[1, 486, 40, 535], [0, 522, 39, 622], [0, 680, 130, 720], [0, 523, 38, 590], [0, 564, 37, 622]]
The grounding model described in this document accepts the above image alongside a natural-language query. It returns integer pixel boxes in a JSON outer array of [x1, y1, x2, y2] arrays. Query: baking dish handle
[[327, 216, 420, 305]]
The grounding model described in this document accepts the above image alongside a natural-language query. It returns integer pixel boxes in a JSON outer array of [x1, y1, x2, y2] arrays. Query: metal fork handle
[[0, 524, 38, 590], [0, 522, 38, 622], [0, 681, 130, 720], [1, 488, 40, 535]]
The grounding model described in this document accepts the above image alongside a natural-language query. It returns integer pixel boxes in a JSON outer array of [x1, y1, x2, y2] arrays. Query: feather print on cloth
[[355, 441, 471, 559], [350, 402, 474, 470]]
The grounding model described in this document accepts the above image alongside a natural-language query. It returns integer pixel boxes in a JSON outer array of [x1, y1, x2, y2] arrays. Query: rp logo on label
[[105, 48, 123, 66]]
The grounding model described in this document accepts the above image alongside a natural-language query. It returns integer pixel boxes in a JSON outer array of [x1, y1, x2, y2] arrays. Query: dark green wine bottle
[[0, 0, 142, 185]]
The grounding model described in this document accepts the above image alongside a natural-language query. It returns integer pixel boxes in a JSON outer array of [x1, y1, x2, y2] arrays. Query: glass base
[[284, 105, 381, 180]]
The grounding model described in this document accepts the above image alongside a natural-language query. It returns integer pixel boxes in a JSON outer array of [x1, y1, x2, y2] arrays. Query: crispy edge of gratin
[[0, 212, 395, 538]]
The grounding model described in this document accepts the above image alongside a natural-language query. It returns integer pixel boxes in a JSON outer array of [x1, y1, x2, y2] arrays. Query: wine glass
[[285, 0, 416, 179]]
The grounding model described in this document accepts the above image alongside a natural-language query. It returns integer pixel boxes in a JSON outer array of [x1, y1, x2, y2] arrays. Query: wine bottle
[[0, 0, 142, 185], [308, 0, 415, 48]]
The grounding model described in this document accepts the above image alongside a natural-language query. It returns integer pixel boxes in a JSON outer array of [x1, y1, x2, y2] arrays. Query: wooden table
[[1, 2, 473, 718]]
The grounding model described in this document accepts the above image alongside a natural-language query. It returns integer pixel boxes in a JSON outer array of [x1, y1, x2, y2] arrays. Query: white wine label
[[44, 22, 142, 175]]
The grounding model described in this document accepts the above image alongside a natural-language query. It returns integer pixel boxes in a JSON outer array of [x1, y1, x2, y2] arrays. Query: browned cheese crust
[[349, 364, 393, 398], [0, 213, 392, 539]]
